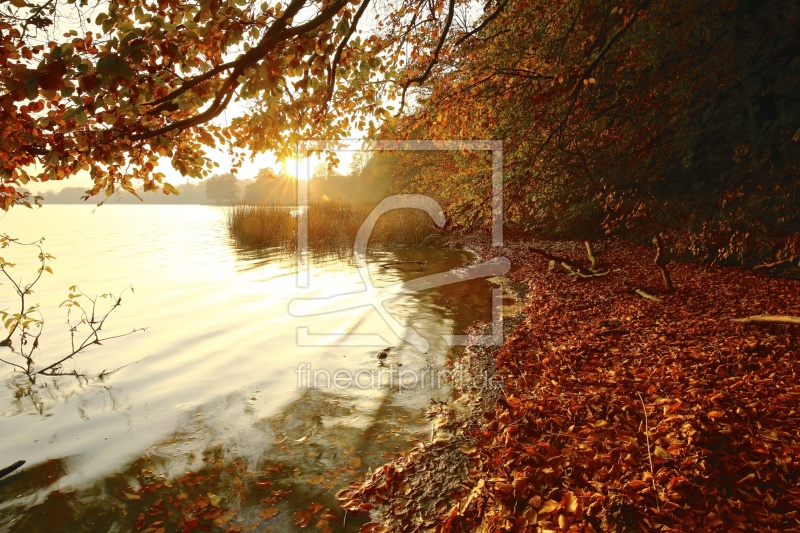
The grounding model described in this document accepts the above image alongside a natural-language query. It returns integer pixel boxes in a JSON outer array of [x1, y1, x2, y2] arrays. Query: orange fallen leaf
[[258, 507, 279, 520]]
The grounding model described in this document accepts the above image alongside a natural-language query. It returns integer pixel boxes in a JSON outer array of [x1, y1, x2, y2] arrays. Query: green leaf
[[21, 74, 39, 100], [96, 55, 134, 81]]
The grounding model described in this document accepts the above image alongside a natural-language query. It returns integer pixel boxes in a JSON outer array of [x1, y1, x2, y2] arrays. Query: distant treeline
[[35, 156, 396, 206], [36, 182, 209, 205]]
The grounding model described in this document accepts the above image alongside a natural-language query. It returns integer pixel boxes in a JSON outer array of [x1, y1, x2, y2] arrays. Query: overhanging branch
[[399, 0, 456, 112]]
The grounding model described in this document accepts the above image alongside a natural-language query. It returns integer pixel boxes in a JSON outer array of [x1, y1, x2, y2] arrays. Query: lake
[[0, 204, 503, 532]]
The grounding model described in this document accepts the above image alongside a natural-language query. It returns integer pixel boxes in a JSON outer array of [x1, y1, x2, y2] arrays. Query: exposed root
[[653, 234, 675, 292]]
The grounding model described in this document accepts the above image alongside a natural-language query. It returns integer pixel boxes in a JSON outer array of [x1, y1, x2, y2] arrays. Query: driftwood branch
[[653, 234, 674, 292], [594, 328, 630, 336], [730, 315, 800, 325], [380, 261, 425, 271], [0, 460, 25, 480], [568, 268, 615, 279], [529, 247, 592, 276], [754, 256, 799, 269], [623, 280, 661, 302]]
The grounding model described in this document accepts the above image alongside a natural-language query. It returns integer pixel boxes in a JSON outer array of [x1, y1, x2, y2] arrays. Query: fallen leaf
[[258, 507, 279, 520]]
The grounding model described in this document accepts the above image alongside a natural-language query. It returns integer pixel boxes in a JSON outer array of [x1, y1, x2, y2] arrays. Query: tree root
[[585, 240, 598, 271], [653, 234, 674, 292]]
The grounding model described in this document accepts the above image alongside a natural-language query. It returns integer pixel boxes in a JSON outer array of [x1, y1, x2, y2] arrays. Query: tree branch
[[131, 0, 346, 141], [451, 0, 511, 48], [399, 0, 457, 112], [325, 0, 372, 107], [530, 0, 654, 161]]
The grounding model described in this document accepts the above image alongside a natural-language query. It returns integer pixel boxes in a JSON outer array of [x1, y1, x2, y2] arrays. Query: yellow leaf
[[539, 499, 560, 515], [563, 492, 579, 513], [654, 445, 672, 459]]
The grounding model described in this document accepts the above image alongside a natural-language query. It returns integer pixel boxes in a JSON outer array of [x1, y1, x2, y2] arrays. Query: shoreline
[[337, 239, 528, 531], [338, 236, 800, 532]]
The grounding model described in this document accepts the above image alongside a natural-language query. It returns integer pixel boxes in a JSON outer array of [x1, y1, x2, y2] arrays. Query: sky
[[25, 142, 359, 193]]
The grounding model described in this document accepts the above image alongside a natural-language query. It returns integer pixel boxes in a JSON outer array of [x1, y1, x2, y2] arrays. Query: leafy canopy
[[386, 0, 799, 262], [0, 0, 503, 209]]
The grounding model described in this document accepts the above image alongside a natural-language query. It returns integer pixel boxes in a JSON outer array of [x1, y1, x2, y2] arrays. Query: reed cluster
[[227, 201, 442, 254]]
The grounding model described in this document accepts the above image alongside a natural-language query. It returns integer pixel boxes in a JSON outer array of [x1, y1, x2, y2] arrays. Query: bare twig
[[399, 0, 457, 111], [0, 235, 51, 346], [637, 391, 660, 512], [37, 287, 143, 375], [1, 235, 142, 380], [730, 315, 800, 326]]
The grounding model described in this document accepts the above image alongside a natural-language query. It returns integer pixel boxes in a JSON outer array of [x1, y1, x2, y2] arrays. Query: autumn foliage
[[389, 0, 799, 266], [340, 238, 800, 531], [3, 0, 797, 267], [0, 0, 482, 208]]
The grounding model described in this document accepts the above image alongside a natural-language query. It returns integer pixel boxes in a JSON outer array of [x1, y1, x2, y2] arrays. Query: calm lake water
[[0, 204, 501, 532]]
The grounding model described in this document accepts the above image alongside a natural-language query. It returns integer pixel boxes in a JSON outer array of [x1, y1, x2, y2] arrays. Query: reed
[[227, 201, 442, 254]]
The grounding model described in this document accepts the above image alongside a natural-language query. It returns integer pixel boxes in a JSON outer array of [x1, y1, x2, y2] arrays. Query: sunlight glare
[[282, 157, 312, 181]]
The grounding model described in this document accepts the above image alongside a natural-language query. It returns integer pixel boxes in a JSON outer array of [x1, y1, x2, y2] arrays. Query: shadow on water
[[0, 240, 503, 532], [0, 389, 396, 532]]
